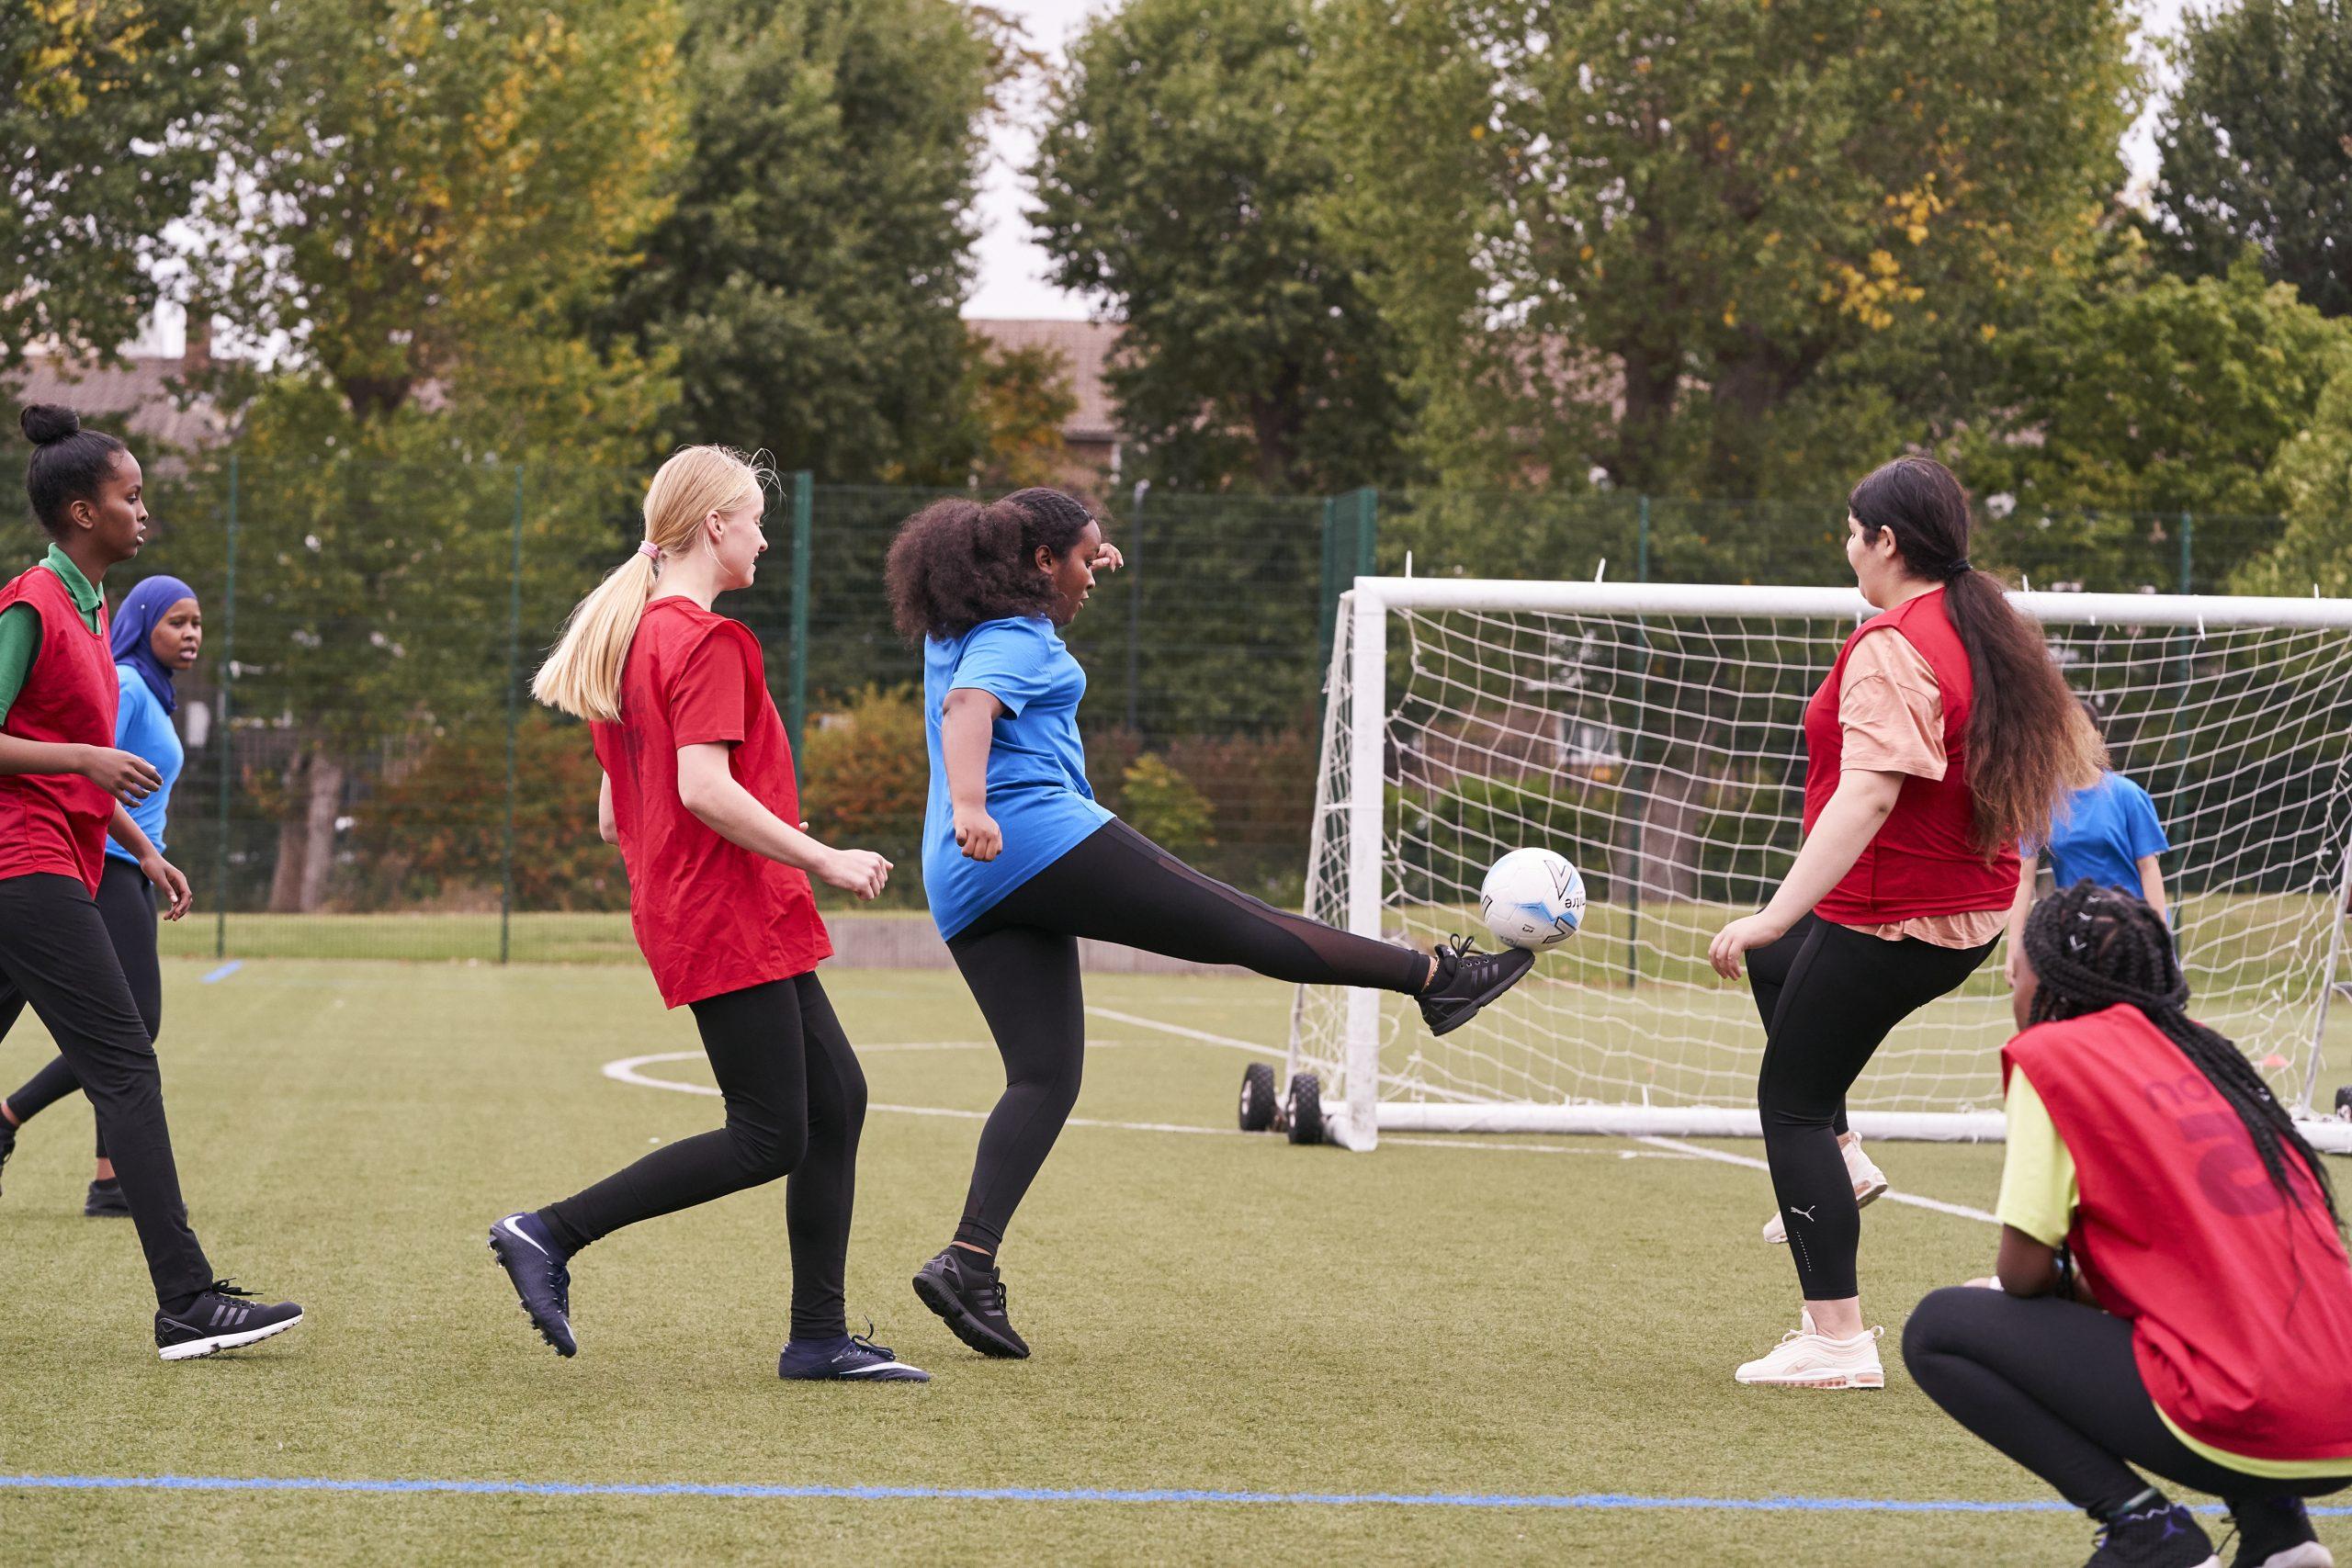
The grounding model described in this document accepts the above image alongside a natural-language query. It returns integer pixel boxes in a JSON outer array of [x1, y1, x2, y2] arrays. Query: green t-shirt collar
[[40, 543, 102, 628]]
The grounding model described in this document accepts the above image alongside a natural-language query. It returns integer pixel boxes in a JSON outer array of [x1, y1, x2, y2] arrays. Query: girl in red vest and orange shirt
[[1709, 455, 2102, 1391], [1908, 883, 2352, 1568]]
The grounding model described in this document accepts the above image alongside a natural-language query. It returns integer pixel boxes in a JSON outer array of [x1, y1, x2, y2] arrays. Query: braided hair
[[2024, 881, 2339, 1229]]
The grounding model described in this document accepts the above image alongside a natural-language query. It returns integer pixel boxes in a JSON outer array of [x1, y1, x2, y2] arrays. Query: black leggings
[[0, 873, 210, 1303], [6, 857, 163, 1158], [1749, 914, 1993, 1299], [1905, 1286, 2352, 1516], [944, 818, 1428, 1251], [538, 973, 866, 1342]]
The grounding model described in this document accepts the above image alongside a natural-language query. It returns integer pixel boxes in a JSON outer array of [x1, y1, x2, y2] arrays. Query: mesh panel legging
[[1905, 1286, 2352, 1517], [1748, 913, 1994, 1299], [6, 856, 163, 1158], [945, 819, 1429, 1251], [537, 974, 865, 1342]]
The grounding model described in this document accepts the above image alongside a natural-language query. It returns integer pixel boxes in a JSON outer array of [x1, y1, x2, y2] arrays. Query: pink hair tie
[[637, 541, 661, 561]]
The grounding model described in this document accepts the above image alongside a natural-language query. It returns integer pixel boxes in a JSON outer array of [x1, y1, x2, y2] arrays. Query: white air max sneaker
[[1762, 1135, 1892, 1244], [1733, 1314, 1885, 1390]]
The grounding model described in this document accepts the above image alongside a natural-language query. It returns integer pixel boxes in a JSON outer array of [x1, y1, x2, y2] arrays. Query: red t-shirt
[[2006, 1006, 2352, 1463], [0, 565, 117, 892], [591, 598, 831, 1008]]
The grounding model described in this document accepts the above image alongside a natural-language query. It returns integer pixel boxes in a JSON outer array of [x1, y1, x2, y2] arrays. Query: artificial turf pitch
[[4, 958, 2346, 1565]]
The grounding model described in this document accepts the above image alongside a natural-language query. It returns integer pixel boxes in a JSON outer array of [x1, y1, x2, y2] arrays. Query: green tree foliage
[[2148, 0, 2352, 318], [1033, 0, 1415, 492], [1315, 0, 2140, 496], [601, 0, 1001, 481], [2, 0, 236, 374], [2233, 358, 2352, 595]]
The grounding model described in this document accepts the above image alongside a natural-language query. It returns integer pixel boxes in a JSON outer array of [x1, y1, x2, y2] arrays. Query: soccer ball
[[1479, 849, 1586, 952]]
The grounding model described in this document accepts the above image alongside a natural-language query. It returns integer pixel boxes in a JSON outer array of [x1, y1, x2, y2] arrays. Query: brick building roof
[[967, 318, 1123, 443]]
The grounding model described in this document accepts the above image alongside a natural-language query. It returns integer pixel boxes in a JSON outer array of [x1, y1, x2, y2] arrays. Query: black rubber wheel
[[2335, 1085, 2352, 1121], [1286, 1072, 1324, 1145], [1238, 1062, 1277, 1132]]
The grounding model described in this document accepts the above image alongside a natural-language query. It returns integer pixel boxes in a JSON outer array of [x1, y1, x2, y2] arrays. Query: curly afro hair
[[886, 487, 1098, 643]]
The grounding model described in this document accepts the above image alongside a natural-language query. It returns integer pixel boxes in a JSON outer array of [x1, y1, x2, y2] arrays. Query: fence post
[[1636, 493, 1651, 583], [2178, 511, 2194, 595], [1125, 479, 1148, 734], [213, 455, 239, 962], [1318, 487, 1381, 664], [786, 471, 813, 758], [1350, 487, 1378, 581], [499, 466, 525, 965]]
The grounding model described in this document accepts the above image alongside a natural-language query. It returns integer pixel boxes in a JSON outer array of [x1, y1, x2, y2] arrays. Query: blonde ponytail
[[531, 445, 769, 722]]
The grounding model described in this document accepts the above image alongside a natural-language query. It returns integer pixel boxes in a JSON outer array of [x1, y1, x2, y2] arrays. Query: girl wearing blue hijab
[[0, 573, 201, 1217]]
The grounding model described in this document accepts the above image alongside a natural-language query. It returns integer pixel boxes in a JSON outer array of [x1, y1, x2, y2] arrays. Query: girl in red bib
[[489, 445, 925, 1382], [1708, 456, 2102, 1390], [1907, 883, 2352, 1568], [0, 404, 302, 1360]]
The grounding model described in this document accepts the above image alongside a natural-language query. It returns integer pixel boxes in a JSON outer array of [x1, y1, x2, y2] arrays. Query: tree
[[175, 0, 686, 910], [2147, 0, 2352, 318], [2233, 356, 2352, 596], [1033, 0, 1416, 492], [1959, 247, 2349, 587], [1315, 0, 2141, 496], [2, 1, 236, 373], [600, 0, 1001, 481]]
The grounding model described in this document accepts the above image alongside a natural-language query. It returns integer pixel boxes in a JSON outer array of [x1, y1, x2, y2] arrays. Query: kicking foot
[[489, 1211, 576, 1358], [1733, 1312, 1884, 1390], [2090, 1499, 2219, 1567], [778, 1331, 931, 1382], [2226, 1495, 2333, 1568], [1762, 1136, 1889, 1244], [912, 1247, 1030, 1359], [1418, 935, 1536, 1038], [155, 1280, 303, 1361]]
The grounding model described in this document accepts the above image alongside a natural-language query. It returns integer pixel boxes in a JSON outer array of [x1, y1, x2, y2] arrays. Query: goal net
[[1287, 579, 2352, 1152]]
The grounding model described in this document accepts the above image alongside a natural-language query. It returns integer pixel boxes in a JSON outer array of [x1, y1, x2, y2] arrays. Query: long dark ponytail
[[2024, 881, 2340, 1230], [1848, 456, 2104, 856]]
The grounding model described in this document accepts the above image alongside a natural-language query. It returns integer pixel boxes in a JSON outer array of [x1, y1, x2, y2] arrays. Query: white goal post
[[1286, 577, 2352, 1155]]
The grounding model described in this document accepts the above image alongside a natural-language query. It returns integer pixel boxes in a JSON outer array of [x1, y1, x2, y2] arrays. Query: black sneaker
[[155, 1280, 303, 1361], [2225, 1496, 2331, 1568], [0, 1115, 15, 1196], [1418, 934, 1536, 1037], [912, 1247, 1029, 1359], [777, 1330, 931, 1382], [85, 1179, 130, 1217], [2087, 1501, 2220, 1567], [489, 1211, 576, 1358]]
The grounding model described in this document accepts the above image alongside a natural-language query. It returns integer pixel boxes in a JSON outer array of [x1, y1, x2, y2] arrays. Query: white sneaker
[[1733, 1314, 1885, 1390], [1762, 1135, 1892, 1244]]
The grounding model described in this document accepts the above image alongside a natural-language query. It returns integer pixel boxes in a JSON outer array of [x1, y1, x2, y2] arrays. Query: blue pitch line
[[4, 1474, 2347, 1516], [199, 961, 243, 985]]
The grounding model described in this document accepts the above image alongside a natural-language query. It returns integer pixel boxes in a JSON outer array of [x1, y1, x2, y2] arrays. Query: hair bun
[[19, 404, 81, 446]]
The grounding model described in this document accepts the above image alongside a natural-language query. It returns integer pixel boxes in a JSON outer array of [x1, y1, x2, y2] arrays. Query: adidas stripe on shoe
[[155, 1281, 304, 1361]]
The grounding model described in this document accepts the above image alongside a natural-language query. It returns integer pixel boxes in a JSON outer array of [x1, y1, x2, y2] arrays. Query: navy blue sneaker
[[2224, 1495, 2328, 1568], [489, 1211, 575, 1358], [2087, 1499, 2218, 1567], [777, 1331, 931, 1383], [85, 1179, 130, 1217], [156, 1280, 303, 1361]]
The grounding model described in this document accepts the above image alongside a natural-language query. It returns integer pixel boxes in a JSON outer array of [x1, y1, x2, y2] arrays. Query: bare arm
[[1708, 770, 1903, 977], [673, 742, 888, 898], [941, 686, 1008, 861], [106, 804, 192, 919], [598, 771, 618, 846], [0, 737, 158, 802], [2137, 854, 2166, 920]]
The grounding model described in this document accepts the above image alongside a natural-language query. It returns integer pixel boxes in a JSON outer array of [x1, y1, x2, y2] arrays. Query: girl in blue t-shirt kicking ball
[[2004, 697, 2170, 1029], [0, 573, 201, 1217], [884, 487, 1538, 1360]]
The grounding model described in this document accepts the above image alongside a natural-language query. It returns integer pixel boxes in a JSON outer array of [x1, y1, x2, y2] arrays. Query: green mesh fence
[[12, 454, 2305, 963]]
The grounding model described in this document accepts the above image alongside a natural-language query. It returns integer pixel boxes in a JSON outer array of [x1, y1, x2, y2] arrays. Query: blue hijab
[[110, 574, 197, 716]]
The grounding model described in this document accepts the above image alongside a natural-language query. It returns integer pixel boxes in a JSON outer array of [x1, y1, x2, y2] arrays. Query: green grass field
[[6, 958, 2348, 1564]]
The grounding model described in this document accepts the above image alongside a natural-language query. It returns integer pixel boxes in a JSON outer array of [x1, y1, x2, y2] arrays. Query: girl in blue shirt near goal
[[0, 573, 201, 1216], [2005, 698, 2170, 1027], [885, 487, 1537, 1361]]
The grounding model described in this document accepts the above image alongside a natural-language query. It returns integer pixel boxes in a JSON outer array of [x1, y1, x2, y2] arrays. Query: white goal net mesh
[[1289, 584, 2352, 1132]]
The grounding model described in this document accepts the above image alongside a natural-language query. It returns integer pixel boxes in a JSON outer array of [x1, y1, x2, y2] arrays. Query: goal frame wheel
[[1285, 1071, 1324, 1145], [2335, 1085, 2352, 1121], [1238, 1062, 1277, 1132]]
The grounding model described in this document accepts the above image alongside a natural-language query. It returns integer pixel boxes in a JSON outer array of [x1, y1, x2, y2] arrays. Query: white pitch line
[[1081, 1006, 1287, 1058], [1634, 1135, 2000, 1226]]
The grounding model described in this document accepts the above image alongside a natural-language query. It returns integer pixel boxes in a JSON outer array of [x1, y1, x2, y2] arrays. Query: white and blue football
[[1478, 848, 1587, 952]]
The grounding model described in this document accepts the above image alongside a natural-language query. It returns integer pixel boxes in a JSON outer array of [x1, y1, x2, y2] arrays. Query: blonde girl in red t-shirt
[[491, 445, 927, 1382]]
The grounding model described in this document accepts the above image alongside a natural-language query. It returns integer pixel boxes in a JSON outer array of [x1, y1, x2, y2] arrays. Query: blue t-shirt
[[922, 616, 1113, 939], [104, 663, 184, 863], [2030, 771, 2168, 896]]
